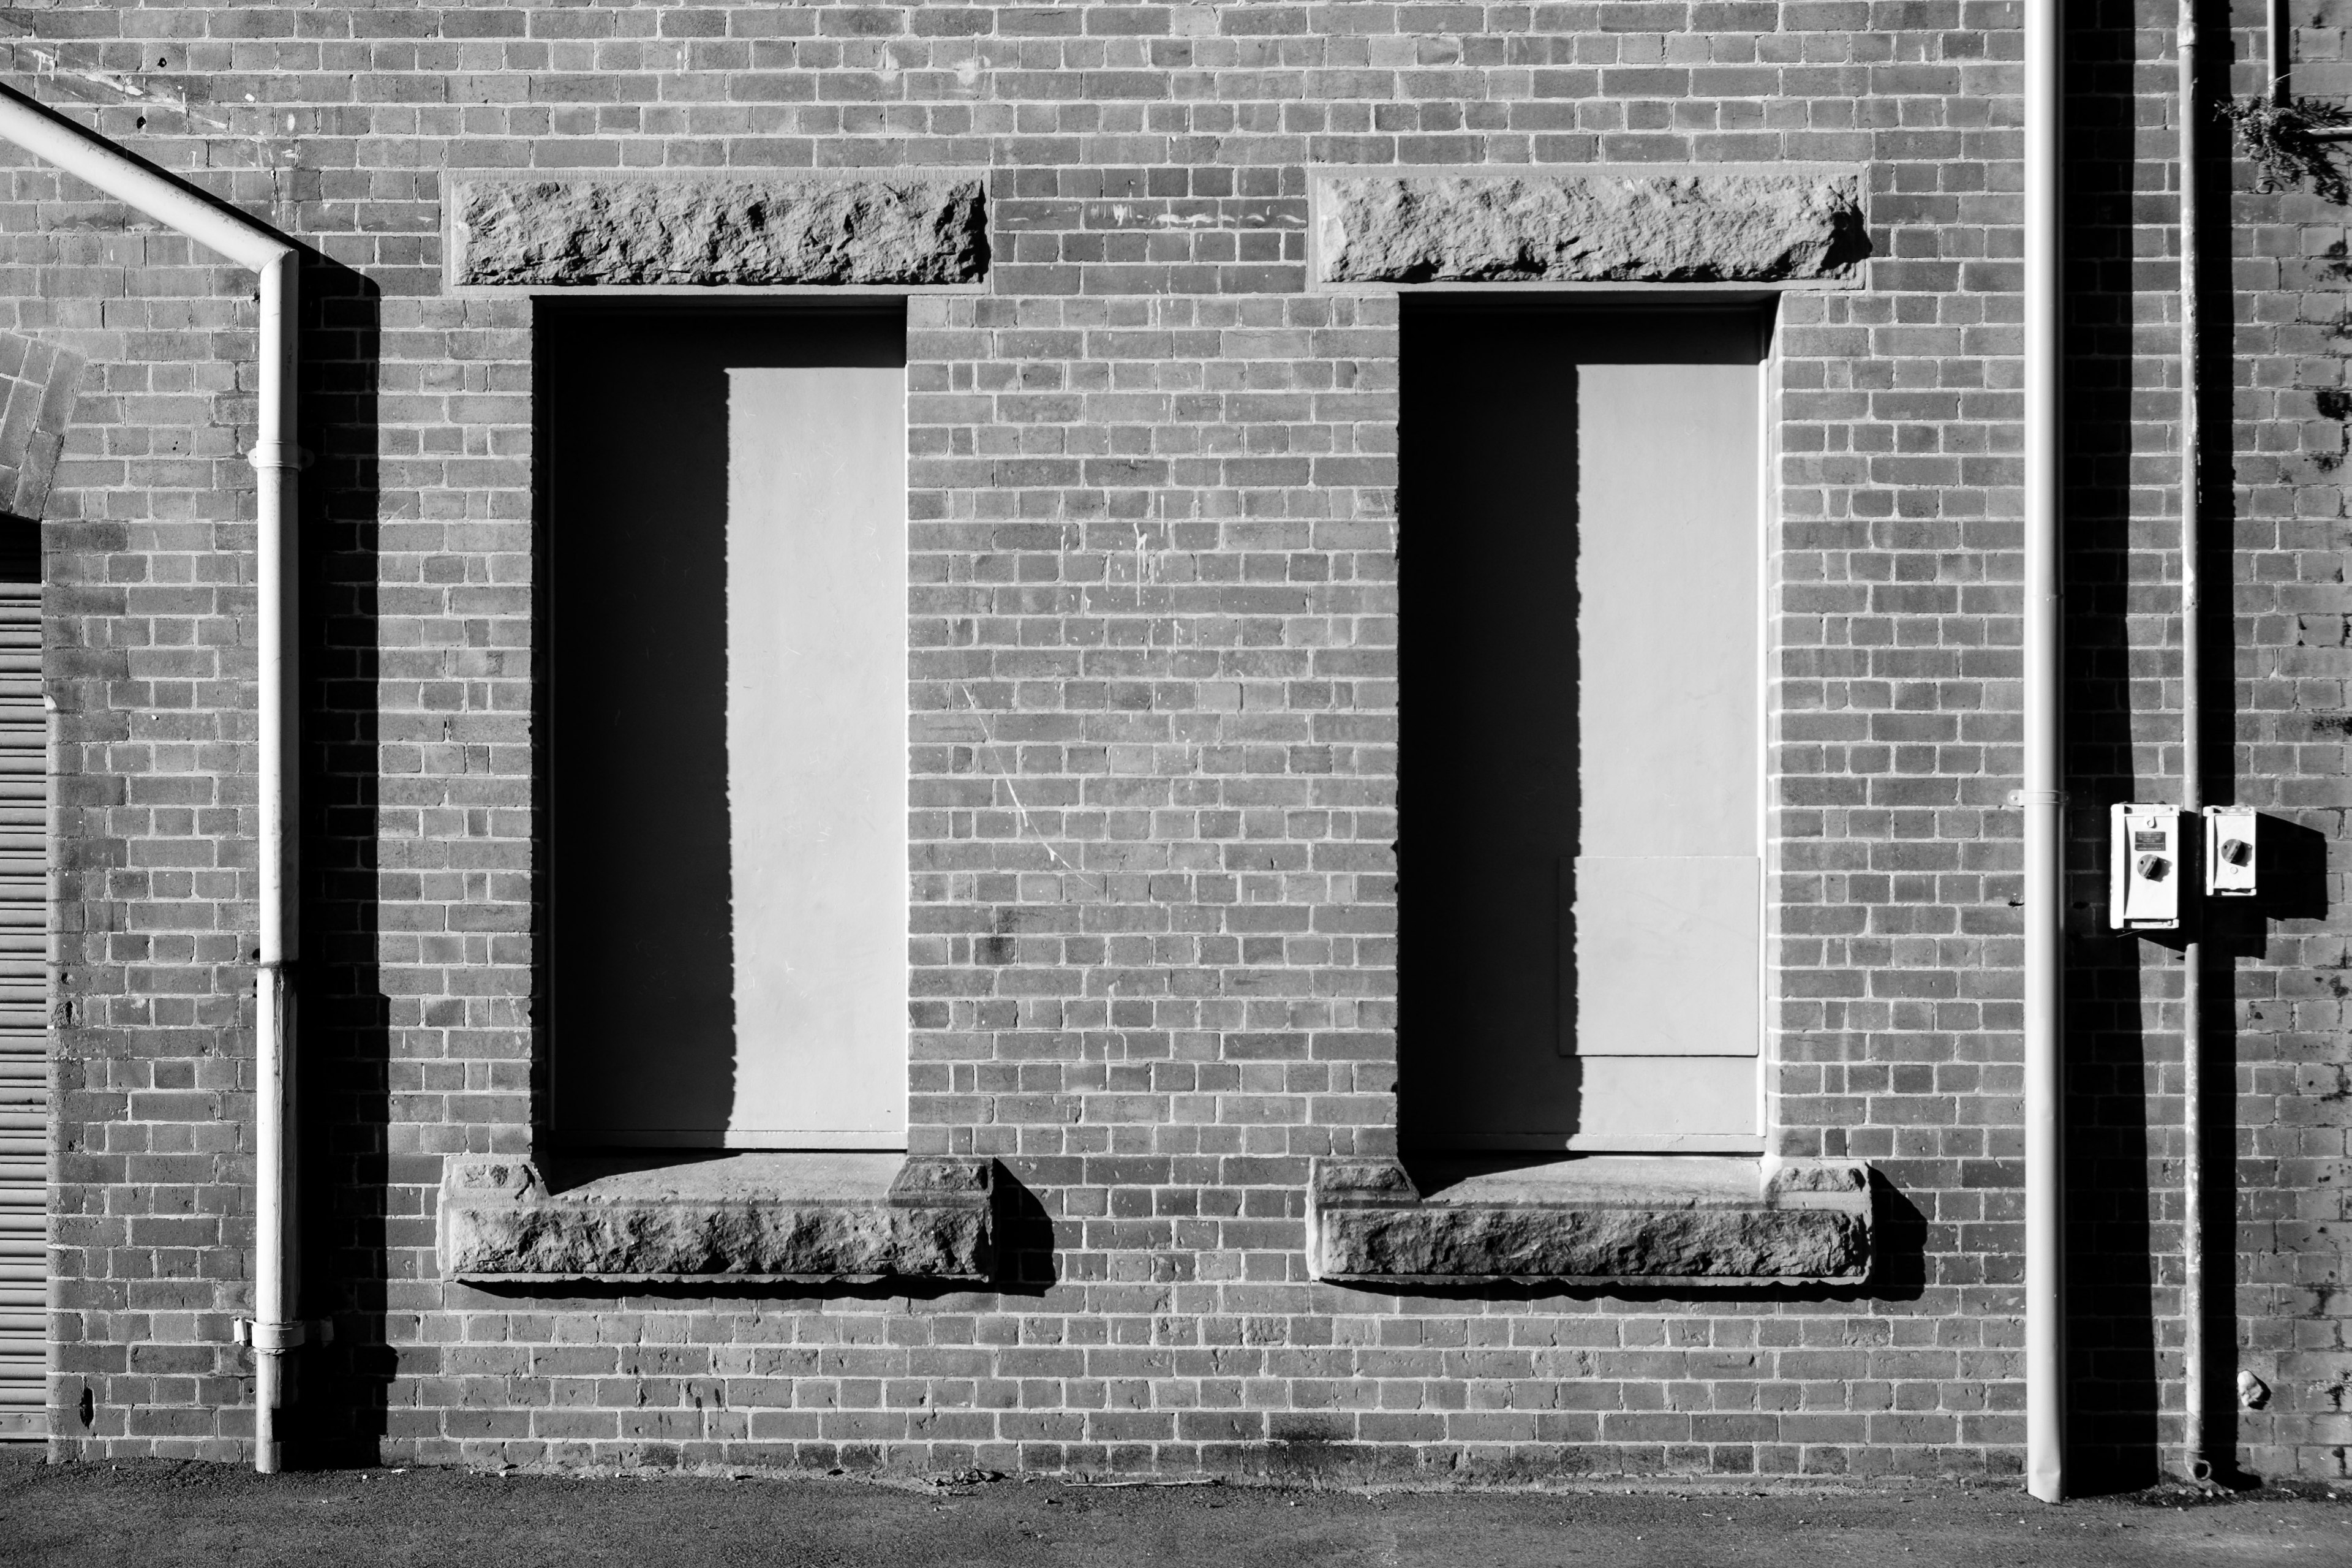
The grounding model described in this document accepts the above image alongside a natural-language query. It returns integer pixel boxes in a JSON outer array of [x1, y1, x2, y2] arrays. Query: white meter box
[[2203, 806, 2257, 897], [2109, 804, 2183, 930]]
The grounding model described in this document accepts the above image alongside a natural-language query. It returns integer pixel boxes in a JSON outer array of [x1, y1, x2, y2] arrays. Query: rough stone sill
[[1308, 1156, 1872, 1287], [439, 1153, 994, 1284]]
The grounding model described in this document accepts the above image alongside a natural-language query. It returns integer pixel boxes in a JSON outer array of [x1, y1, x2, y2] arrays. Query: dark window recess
[[1399, 303, 1769, 1156], [540, 305, 910, 1152]]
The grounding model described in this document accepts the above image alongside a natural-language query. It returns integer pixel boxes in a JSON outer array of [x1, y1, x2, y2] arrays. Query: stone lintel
[[1315, 170, 1868, 285], [451, 175, 989, 287], [1308, 1156, 1872, 1286], [439, 1153, 995, 1283]]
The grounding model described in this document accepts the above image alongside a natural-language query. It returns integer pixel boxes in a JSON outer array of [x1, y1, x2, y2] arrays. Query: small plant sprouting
[[2223, 95, 2352, 203]]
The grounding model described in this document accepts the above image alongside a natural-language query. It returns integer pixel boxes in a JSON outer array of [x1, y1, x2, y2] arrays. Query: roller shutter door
[[0, 585, 43, 1438]]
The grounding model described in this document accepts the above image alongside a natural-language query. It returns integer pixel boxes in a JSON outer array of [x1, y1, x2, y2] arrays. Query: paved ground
[[1, 1450, 2346, 1567]]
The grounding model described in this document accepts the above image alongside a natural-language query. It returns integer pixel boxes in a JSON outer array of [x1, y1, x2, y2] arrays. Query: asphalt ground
[[1, 1450, 2346, 1567]]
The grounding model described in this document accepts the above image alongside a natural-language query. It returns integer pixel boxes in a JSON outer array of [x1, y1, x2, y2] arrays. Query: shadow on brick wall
[[296, 255, 391, 1468], [2059, 0, 2165, 1493], [2056, 0, 2265, 1493]]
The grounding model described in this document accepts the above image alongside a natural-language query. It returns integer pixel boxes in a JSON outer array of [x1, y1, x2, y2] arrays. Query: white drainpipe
[[2176, 0, 2213, 1489], [2021, 0, 2067, 1505], [0, 83, 303, 1474]]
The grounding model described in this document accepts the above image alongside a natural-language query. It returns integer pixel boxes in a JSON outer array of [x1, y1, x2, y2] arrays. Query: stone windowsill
[[1308, 1155, 1872, 1287], [438, 1152, 995, 1284]]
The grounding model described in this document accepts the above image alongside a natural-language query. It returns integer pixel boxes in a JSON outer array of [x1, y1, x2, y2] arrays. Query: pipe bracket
[[235, 1318, 330, 1352]]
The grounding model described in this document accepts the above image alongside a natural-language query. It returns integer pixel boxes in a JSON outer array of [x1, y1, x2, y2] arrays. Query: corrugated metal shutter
[[0, 584, 44, 1438]]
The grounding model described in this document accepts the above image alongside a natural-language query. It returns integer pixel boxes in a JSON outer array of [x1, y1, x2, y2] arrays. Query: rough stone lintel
[[451, 176, 989, 287], [438, 1153, 996, 1283], [1314, 170, 1869, 285], [1307, 1156, 1872, 1286]]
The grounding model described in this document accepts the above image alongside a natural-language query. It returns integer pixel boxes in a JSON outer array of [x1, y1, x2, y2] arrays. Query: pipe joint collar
[[247, 442, 311, 472]]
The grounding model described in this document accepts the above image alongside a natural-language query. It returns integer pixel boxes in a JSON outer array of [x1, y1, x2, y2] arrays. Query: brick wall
[[2177, 0, 2349, 1486], [0, 0, 2340, 1483]]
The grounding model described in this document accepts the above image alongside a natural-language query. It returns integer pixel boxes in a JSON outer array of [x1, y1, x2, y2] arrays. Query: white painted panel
[[1565, 854, 1760, 1057], [1567, 1054, 1758, 1151], [1565, 355, 1765, 1102], [725, 368, 908, 1142], [1575, 361, 1758, 857]]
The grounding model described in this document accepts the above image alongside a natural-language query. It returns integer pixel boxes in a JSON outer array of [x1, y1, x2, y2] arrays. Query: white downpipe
[[2176, 0, 2214, 1489], [251, 248, 301, 1477], [0, 83, 301, 1475], [2022, 0, 2068, 1506]]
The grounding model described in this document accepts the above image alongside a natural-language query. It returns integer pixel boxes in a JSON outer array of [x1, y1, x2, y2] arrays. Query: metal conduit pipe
[[0, 83, 303, 1475], [2022, 0, 2068, 1506], [2271, 0, 2291, 101], [2176, 0, 2215, 1490]]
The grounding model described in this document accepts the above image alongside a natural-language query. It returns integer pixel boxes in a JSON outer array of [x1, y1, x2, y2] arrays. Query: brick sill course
[[1308, 1155, 1872, 1286], [437, 1152, 993, 1284]]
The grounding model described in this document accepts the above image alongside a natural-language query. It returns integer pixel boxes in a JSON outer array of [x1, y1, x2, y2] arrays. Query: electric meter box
[[2203, 806, 2258, 897], [2109, 804, 2184, 930]]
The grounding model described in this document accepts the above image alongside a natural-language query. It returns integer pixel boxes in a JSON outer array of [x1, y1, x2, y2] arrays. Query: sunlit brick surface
[[0, 0, 2340, 1485]]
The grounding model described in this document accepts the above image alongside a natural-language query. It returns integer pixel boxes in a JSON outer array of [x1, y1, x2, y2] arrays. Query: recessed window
[[541, 306, 909, 1151], [1400, 303, 1769, 1155]]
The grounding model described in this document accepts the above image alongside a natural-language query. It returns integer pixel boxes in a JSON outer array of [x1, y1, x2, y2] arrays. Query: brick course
[[0, 0, 2338, 1485]]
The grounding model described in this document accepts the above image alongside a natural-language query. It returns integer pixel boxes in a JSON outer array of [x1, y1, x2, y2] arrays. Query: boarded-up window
[[1400, 304, 1767, 1153], [543, 308, 908, 1150]]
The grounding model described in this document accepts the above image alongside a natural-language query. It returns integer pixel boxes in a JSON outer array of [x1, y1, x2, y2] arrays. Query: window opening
[[542, 306, 909, 1150], [1398, 302, 1770, 1155]]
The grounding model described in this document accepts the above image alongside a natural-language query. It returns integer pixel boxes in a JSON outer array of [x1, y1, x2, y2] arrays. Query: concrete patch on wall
[[1308, 1156, 1872, 1285], [451, 177, 988, 287], [1315, 171, 1867, 285], [0, 331, 85, 522], [438, 1153, 995, 1282]]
